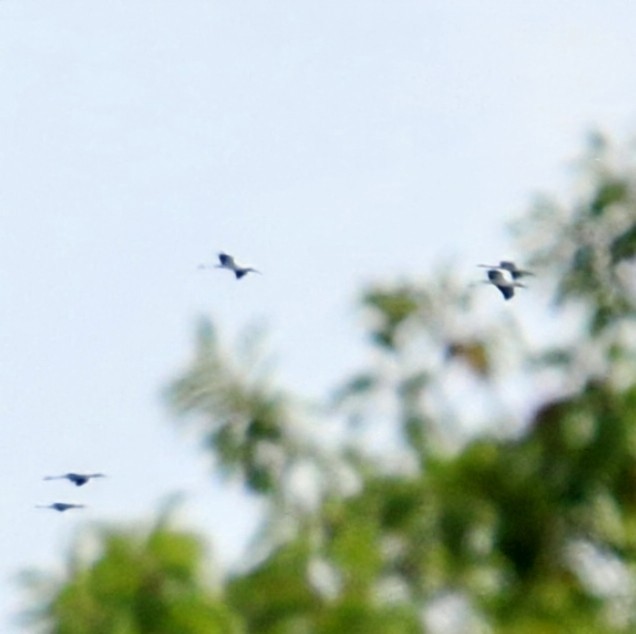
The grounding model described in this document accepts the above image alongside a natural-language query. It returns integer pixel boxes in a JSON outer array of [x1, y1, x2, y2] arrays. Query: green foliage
[[23, 134, 636, 633], [611, 223, 636, 264], [21, 514, 239, 634], [364, 285, 422, 350], [513, 132, 636, 335], [167, 320, 295, 494]]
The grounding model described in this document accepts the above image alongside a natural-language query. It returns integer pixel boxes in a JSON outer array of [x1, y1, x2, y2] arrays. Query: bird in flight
[[199, 252, 261, 279], [478, 260, 534, 280], [44, 473, 106, 487], [36, 503, 85, 512], [484, 268, 526, 300]]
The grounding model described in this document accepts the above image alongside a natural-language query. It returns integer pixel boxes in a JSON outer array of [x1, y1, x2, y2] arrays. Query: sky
[[0, 0, 635, 629]]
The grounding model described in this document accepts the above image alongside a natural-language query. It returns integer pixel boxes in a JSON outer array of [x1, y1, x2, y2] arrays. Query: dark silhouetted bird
[[44, 473, 106, 486], [484, 269, 526, 300], [36, 503, 85, 512], [199, 252, 261, 279], [478, 260, 534, 280]]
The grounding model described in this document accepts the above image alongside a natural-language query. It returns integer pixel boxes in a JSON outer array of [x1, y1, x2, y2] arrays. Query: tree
[[20, 503, 240, 634], [22, 133, 636, 632]]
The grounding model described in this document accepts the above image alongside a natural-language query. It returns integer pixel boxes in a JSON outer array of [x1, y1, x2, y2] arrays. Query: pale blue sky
[[1, 1, 635, 629]]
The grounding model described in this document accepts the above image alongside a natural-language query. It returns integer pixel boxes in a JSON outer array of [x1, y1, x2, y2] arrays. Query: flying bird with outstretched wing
[[44, 473, 106, 487], [199, 252, 261, 279], [36, 503, 85, 512], [484, 268, 526, 300], [478, 260, 534, 280]]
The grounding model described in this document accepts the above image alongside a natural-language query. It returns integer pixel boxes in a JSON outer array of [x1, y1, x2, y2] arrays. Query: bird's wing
[[499, 285, 514, 300], [218, 253, 235, 267]]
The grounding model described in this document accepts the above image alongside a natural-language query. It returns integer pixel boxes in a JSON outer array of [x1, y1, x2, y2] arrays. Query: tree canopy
[[21, 134, 636, 633]]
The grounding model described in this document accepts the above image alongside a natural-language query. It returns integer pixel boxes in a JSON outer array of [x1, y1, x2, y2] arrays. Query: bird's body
[[478, 260, 534, 280], [36, 503, 85, 512], [44, 473, 105, 486], [485, 268, 526, 300], [199, 252, 260, 279]]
